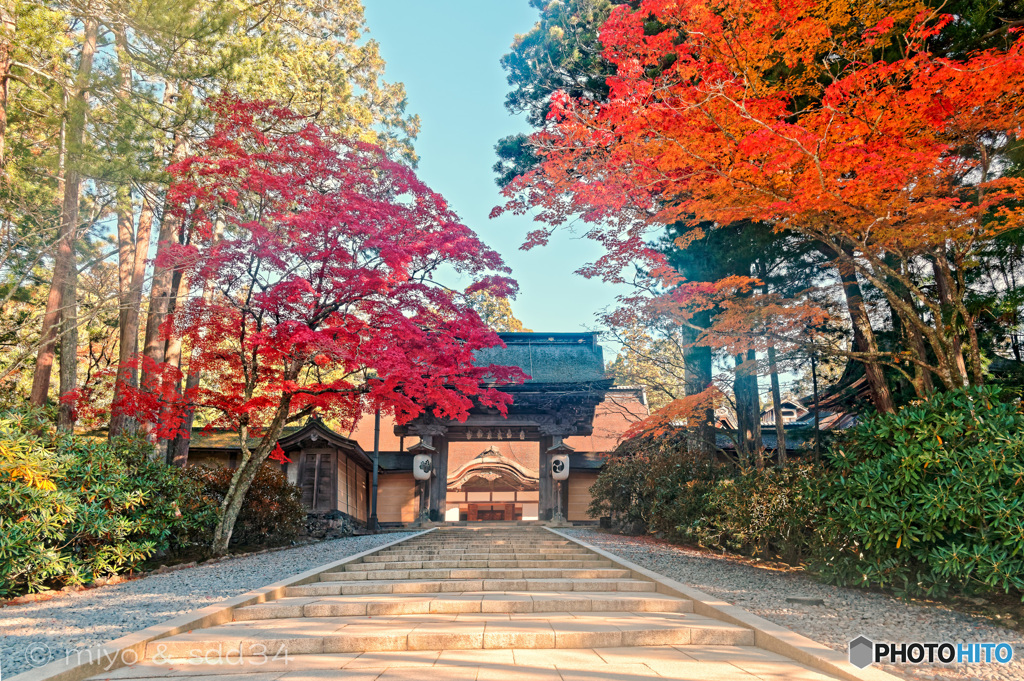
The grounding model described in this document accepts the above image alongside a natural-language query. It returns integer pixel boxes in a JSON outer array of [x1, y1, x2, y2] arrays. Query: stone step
[[347, 560, 612, 570], [110, 646, 847, 681], [320, 568, 632, 582], [404, 544, 575, 548], [364, 551, 601, 562], [367, 551, 597, 559], [371, 549, 586, 557], [401, 537, 570, 542], [409, 535, 570, 539], [384, 543, 575, 551], [148, 611, 753, 657], [287, 578, 658, 597], [344, 561, 614, 569], [369, 546, 595, 553], [234, 592, 694, 620]]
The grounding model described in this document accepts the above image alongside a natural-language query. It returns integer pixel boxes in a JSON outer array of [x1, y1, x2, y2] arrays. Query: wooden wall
[[567, 471, 600, 521], [377, 472, 419, 523]]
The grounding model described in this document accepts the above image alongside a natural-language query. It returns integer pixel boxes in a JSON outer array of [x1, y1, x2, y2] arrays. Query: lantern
[[551, 454, 570, 481], [413, 453, 433, 480]]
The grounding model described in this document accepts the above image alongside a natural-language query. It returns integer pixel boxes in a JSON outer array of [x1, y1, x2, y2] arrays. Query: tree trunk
[[109, 192, 154, 438], [757, 260, 786, 465], [57, 245, 78, 430], [210, 395, 294, 556], [932, 256, 977, 387], [168, 359, 200, 466], [109, 37, 168, 437], [110, 29, 141, 438], [835, 256, 895, 413], [169, 218, 221, 466], [139, 127, 187, 446], [811, 351, 821, 463], [30, 16, 97, 409], [767, 345, 786, 466], [158, 267, 189, 463], [734, 350, 761, 468], [140, 200, 177, 378], [682, 310, 715, 457], [732, 259, 761, 466], [0, 0, 14, 171]]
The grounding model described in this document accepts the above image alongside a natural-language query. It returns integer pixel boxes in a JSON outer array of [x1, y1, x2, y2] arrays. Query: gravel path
[[0, 532, 415, 679], [564, 529, 1023, 681]]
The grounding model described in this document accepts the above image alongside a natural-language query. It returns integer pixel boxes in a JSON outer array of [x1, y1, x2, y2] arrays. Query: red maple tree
[[497, 0, 1024, 405], [119, 98, 525, 553]]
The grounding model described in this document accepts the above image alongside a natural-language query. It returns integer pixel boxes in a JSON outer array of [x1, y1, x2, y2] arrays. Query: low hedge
[[1, 408, 310, 598], [0, 409, 215, 597], [813, 386, 1024, 599], [183, 463, 305, 548], [684, 464, 820, 565], [589, 386, 1024, 601]]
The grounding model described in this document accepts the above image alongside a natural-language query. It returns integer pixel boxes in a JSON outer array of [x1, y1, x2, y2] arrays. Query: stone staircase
[[146, 528, 759, 658]]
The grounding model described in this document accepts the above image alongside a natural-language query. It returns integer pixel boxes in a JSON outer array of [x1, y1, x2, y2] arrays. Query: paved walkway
[[88, 528, 843, 680]]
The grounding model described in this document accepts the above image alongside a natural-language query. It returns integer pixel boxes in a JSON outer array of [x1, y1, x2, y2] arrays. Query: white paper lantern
[[413, 453, 433, 480], [551, 454, 570, 481]]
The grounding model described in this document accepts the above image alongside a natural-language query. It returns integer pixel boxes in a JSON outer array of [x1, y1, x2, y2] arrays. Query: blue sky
[[362, 0, 632, 337]]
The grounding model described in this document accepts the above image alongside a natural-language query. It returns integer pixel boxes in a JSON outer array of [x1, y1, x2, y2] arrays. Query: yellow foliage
[[0, 439, 58, 491]]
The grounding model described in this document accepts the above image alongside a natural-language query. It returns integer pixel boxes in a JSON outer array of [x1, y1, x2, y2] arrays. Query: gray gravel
[[565, 529, 1024, 681], [0, 533, 415, 678]]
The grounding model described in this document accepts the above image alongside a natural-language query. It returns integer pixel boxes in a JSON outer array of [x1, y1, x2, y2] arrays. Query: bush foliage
[[814, 386, 1024, 598], [684, 465, 820, 565], [588, 430, 716, 534], [0, 409, 216, 597], [184, 464, 305, 548], [589, 386, 1024, 601], [589, 434, 814, 564], [0, 408, 308, 598]]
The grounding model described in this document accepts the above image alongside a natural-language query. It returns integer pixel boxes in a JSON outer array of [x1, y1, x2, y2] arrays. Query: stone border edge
[[547, 528, 900, 681], [7, 528, 436, 681]]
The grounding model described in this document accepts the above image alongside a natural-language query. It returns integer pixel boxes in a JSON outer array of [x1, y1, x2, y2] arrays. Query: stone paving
[[86, 528, 845, 680]]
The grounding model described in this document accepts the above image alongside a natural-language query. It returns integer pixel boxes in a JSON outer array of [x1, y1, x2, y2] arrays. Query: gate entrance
[[446, 446, 538, 521], [397, 332, 611, 523], [465, 504, 522, 521]]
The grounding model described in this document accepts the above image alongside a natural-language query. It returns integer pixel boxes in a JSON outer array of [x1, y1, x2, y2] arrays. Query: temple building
[[187, 332, 648, 526]]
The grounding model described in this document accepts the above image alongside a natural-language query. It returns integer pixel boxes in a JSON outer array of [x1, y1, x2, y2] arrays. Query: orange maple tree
[[498, 0, 1024, 402]]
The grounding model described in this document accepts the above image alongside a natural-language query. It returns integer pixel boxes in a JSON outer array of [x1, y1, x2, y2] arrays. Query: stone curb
[[547, 528, 900, 681], [6, 529, 435, 681]]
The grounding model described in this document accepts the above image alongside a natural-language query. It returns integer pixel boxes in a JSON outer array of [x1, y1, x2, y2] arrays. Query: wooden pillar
[[428, 434, 448, 522], [539, 435, 553, 521], [559, 479, 570, 521]]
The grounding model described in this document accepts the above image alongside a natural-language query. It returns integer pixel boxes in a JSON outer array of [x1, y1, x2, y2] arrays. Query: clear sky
[[362, 1, 632, 337]]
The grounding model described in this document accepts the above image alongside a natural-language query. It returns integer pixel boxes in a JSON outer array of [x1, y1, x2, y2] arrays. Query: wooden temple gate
[[395, 333, 611, 523]]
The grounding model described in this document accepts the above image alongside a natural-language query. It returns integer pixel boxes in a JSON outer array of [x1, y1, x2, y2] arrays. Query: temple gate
[[396, 332, 611, 523]]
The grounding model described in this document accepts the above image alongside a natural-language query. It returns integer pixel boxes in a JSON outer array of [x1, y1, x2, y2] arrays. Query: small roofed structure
[[759, 400, 809, 426], [188, 418, 372, 522]]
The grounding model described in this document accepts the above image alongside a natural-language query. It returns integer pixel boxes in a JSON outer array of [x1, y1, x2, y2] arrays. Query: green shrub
[[184, 463, 304, 548], [0, 409, 216, 597], [587, 449, 656, 530], [588, 431, 718, 535], [812, 386, 1024, 599], [682, 465, 820, 564]]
